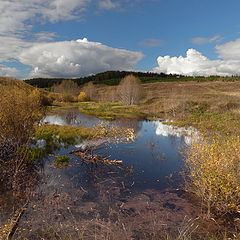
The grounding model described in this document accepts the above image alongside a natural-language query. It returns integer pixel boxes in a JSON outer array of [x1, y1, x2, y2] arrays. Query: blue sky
[[1, 0, 240, 79]]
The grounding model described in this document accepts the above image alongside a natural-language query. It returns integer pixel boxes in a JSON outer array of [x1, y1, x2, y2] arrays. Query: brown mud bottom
[[11, 183, 236, 240]]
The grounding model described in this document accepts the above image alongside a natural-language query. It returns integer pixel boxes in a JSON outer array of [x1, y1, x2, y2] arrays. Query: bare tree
[[52, 80, 80, 97], [82, 82, 96, 100], [118, 75, 142, 105]]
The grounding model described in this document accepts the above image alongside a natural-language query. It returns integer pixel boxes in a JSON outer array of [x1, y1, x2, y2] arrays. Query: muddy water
[[1, 109, 203, 239]]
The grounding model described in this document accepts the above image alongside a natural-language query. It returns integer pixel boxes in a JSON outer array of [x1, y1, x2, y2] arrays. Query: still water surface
[[42, 109, 195, 191]]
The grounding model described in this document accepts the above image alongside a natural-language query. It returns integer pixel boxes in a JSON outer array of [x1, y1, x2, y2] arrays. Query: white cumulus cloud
[[216, 38, 240, 60], [18, 38, 144, 78], [0, 0, 90, 63], [0, 0, 145, 79], [153, 48, 240, 76]]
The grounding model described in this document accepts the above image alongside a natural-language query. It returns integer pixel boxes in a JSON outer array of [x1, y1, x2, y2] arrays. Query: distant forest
[[24, 71, 235, 88]]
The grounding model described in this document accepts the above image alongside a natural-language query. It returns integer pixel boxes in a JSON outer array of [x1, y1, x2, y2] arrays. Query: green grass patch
[[35, 124, 108, 147], [77, 102, 146, 120], [55, 155, 70, 167]]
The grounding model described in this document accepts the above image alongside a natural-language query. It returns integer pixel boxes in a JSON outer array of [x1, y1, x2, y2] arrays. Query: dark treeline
[[24, 70, 239, 88], [24, 71, 181, 88]]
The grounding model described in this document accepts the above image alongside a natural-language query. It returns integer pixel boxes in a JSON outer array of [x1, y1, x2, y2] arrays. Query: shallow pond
[[1, 108, 203, 239], [41, 108, 196, 191]]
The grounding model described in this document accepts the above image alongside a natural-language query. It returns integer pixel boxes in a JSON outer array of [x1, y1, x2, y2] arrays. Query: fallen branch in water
[[68, 141, 107, 155], [69, 144, 122, 166]]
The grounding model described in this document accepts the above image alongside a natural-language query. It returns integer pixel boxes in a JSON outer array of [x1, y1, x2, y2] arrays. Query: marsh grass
[[35, 122, 135, 154], [13, 213, 240, 240]]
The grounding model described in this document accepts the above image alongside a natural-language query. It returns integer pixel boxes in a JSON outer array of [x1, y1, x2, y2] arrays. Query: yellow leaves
[[183, 134, 240, 213], [0, 85, 44, 143], [78, 91, 89, 102]]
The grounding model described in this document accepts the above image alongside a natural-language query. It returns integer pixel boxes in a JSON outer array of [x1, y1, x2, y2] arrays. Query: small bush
[[78, 91, 89, 102], [0, 86, 44, 144], [60, 93, 77, 103], [183, 135, 240, 215], [40, 93, 53, 106]]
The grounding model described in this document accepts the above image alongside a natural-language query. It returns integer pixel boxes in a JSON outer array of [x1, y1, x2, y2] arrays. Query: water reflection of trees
[[64, 109, 79, 125], [64, 108, 143, 133], [48, 108, 144, 133], [114, 119, 142, 136]]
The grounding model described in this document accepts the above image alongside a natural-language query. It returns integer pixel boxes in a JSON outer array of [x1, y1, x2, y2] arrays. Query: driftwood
[[68, 143, 122, 166], [0, 202, 28, 240], [68, 145, 105, 155]]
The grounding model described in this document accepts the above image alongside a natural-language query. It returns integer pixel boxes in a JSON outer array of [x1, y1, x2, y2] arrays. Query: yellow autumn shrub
[[78, 91, 89, 102], [0, 85, 45, 191], [0, 86, 44, 144], [184, 135, 240, 215]]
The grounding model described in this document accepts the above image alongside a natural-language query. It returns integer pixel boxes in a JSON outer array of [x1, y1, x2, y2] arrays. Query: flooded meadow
[[0, 108, 230, 239]]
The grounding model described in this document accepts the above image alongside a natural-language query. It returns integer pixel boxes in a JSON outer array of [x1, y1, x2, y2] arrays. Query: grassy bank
[[35, 124, 108, 145], [76, 102, 146, 120], [138, 80, 240, 134], [48, 101, 146, 120]]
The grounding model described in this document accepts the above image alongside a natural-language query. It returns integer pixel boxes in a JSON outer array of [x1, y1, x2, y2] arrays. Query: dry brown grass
[[140, 81, 240, 117], [92, 80, 240, 120], [0, 76, 34, 90]]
